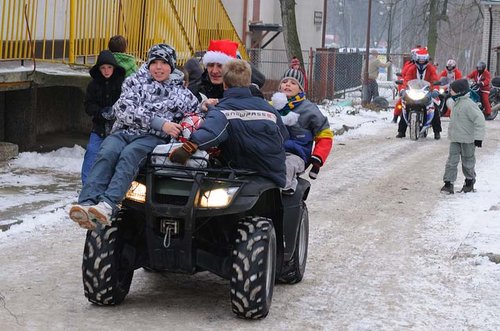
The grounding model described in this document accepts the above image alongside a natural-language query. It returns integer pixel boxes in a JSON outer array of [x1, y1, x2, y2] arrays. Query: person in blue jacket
[[169, 59, 288, 187]]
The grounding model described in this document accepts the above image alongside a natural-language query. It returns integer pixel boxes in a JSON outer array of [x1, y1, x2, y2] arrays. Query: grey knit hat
[[146, 44, 177, 70], [450, 79, 469, 95], [280, 68, 305, 91]]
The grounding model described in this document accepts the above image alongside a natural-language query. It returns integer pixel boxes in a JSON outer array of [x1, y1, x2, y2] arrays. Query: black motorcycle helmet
[[476, 61, 486, 73]]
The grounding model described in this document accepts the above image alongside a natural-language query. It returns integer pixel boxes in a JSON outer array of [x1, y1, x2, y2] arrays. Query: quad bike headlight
[[406, 90, 427, 101], [197, 187, 239, 208], [126, 181, 146, 203]]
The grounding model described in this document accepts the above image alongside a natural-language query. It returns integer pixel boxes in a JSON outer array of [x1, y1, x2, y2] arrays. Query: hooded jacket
[[448, 94, 485, 143], [112, 64, 199, 138], [85, 50, 126, 137]]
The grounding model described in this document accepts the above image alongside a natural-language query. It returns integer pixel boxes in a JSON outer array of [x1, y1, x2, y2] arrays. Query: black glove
[[309, 155, 323, 180], [169, 141, 198, 165], [474, 140, 482, 148]]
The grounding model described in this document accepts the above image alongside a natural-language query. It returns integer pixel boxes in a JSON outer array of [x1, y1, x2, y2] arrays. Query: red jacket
[[403, 63, 439, 90], [467, 69, 491, 92], [438, 68, 462, 81]]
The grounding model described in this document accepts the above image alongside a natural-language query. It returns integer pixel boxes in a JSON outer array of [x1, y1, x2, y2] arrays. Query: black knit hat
[[450, 79, 469, 95], [280, 68, 305, 91], [146, 44, 177, 70]]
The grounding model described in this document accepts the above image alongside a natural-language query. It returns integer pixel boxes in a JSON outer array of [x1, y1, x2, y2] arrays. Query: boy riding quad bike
[[81, 148, 310, 319]]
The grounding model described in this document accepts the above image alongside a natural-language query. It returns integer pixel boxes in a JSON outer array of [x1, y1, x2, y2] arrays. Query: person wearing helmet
[[439, 59, 463, 82], [467, 61, 492, 117], [396, 47, 442, 139]]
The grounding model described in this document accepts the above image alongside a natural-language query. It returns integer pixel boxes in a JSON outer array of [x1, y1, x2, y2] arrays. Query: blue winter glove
[[430, 90, 439, 98], [308, 155, 323, 180]]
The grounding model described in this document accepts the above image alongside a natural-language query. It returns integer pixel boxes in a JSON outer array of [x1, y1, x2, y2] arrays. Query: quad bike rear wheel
[[279, 203, 309, 284]]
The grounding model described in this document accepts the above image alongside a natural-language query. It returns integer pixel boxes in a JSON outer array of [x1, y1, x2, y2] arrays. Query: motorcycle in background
[[396, 79, 439, 141], [470, 77, 499, 120]]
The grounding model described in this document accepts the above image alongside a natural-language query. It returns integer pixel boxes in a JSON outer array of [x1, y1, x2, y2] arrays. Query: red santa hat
[[202, 39, 239, 66]]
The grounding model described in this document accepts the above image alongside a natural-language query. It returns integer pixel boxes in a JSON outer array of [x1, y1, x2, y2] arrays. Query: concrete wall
[[1, 85, 89, 152]]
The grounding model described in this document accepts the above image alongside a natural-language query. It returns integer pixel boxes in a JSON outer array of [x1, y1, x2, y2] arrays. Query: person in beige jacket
[[441, 79, 486, 194], [361, 50, 391, 107]]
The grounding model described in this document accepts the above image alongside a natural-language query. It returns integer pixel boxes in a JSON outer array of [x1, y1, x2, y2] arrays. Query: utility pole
[[362, 0, 372, 106], [386, 0, 396, 81]]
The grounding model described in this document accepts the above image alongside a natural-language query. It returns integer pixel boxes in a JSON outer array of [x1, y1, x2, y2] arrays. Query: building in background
[[222, 0, 326, 51], [481, 0, 500, 75]]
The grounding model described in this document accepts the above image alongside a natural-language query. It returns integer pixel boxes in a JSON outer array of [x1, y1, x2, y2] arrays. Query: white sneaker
[[88, 201, 113, 227], [69, 205, 96, 230]]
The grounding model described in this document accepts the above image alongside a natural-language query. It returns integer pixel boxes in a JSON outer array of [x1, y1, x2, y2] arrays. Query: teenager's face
[[207, 63, 224, 85], [280, 78, 302, 98], [149, 59, 171, 82], [99, 64, 114, 79]]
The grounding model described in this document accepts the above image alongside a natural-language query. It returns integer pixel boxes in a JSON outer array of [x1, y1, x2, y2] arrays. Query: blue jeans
[[78, 132, 165, 211], [81, 132, 104, 185]]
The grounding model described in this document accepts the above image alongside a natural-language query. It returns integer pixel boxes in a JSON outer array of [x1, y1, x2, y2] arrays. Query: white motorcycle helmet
[[415, 49, 429, 71], [446, 59, 457, 72]]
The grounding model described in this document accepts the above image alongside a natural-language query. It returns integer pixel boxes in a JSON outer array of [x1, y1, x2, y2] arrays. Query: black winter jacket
[[85, 50, 125, 137], [190, 87, 288, 187]]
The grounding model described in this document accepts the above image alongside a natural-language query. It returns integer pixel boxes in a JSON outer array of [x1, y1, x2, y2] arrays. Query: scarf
[[279, 92, 306, 115]]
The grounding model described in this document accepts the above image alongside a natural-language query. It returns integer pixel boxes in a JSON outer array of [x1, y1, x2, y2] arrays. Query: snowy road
[[1, 116, 500, 330]]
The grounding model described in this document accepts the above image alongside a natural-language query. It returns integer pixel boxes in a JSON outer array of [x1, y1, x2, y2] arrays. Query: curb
[[0, 142, 19, 161]]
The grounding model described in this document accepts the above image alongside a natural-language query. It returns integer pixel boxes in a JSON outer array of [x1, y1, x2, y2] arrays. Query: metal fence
[[0, 0, 247, 66], [250, 48, 407, 102]]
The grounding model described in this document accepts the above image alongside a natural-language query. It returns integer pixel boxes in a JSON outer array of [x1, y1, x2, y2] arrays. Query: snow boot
[[396, 132, 405, 138], [460, 179, 475, 193], [440, 181, 454, 194], [434, 132, 441, 140]]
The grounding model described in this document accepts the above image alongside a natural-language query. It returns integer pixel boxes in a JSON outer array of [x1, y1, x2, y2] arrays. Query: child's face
[[450, 89, 457, 96], [99, 64, 114, 79], [280, 78, 302, 98], [149, 59, 172, 82]]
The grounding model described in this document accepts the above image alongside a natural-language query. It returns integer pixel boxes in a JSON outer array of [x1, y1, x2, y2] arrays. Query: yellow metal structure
[[0, 0, 248, 66]]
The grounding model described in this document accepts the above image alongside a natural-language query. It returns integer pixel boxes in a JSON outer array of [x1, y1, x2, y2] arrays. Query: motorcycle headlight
[[126, 181, 146, 203], [196, 187, 239, 208], [406, 90, 427, 100]]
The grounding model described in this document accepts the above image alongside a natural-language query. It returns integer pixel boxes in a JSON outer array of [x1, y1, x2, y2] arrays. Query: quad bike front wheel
[[230, 216, 277, 319], [279, 203, 309, 284], [82, 226, 134, 305]]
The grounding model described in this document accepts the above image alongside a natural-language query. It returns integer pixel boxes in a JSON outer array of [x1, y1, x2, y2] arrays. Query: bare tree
[[279, 0, 304, 64]]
